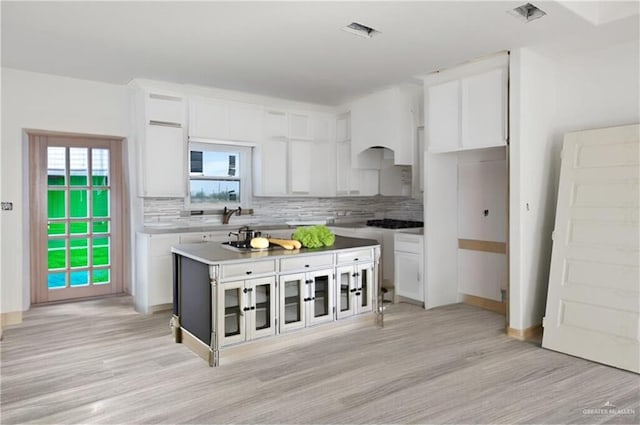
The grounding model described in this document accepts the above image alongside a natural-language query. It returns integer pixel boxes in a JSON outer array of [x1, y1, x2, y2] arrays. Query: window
[[188, 142, 252, 208]]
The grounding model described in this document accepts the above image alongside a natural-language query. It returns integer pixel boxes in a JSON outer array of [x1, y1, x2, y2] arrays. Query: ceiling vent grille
[[342, 22, 381, 39], [508, 3, 547, 22]]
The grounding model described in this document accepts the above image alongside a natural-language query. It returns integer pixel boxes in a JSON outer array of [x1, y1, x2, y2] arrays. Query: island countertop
[[171, 235, 380, 265]]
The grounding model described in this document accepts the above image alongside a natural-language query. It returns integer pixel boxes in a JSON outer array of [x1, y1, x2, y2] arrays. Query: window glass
[[187, 143, 251, 208]]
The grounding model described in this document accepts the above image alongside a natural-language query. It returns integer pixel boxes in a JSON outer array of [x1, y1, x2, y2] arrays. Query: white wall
[[509, 40, 640, 330], [0, 68, 129, 314], [509, 48, 558, 330]]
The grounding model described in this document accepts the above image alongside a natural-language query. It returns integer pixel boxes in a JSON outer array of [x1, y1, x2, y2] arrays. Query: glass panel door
[[218, 281, 246, 347], [357, 263, 374, 313], [279, 273, 306, 332], [336, 265, 355, 319], [309, 270, 334, 325], [45, 144, 116, 300], [250, 277, 276, 340]]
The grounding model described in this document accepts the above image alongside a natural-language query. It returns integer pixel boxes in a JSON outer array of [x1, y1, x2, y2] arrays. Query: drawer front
[[221, 260, 276, 279], [337, 249, 373, 264], [280, 254, 334, 272], [395, 234, 424, 255]]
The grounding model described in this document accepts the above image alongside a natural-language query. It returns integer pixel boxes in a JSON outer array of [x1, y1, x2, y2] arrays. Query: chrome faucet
[[222, 206, 241, 224]]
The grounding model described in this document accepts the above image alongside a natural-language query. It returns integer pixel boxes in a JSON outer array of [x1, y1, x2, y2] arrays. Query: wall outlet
[[1, 202, 13, 211]]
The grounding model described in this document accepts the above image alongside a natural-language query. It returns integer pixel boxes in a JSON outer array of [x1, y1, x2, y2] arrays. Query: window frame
[[186, 141, 253, 210]]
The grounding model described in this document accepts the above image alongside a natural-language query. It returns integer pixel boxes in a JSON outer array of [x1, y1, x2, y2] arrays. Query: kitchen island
[[171, 235, 382, 366]]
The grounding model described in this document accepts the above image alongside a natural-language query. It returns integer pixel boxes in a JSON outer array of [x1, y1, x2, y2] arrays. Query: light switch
[[1, 202, 13, 211]]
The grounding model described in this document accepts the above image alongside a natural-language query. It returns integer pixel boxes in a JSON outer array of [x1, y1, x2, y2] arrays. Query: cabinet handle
[[350, 288, 357, 293], [311, 297, 316, 300], [246, 271, 253, 275], [305, 264, 310, 268], [352, 273, 359, 277], [305, 279, 313, 284], [250, 306, 256, 310], [357, 287, 363, 291], [355, 292, 361, 296], [304, 297, 311, 302], [243, 307, 250, 312]]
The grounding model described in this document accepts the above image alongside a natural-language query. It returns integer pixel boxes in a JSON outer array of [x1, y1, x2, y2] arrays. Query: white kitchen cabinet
[[424, 55, 507, 153], [254, 139, 288, 196], [336, 114, 350, 143], [135, 232, 180, 314], [351, 85, 420, 166], [289, 141, 312, 194], [131, 84, 187, 198], [189, 97, 228, 140], [265, 110, 288, 138], [279, 269, 335, 333], [141, 124, 186, 197], [227, 101, 263, 142], [218, 276, 277, 347], [189, 97, 263, 142], [289, 113, 311, 140], [336, 262, 374, 319], [394, 232, 424, 303], [427, 80, 460, 152], [288, 140, 335, 196], [461, 68, 506, 149]]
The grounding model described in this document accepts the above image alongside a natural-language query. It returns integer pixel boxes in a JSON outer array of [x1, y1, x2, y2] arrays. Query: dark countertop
[[171, 235, 380, 265]]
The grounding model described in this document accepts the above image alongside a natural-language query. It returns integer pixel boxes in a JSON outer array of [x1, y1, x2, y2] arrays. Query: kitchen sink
[[220, 241, 283, 253]]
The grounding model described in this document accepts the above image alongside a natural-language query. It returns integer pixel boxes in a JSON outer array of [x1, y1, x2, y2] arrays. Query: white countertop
[[171, 235, 380, 265]]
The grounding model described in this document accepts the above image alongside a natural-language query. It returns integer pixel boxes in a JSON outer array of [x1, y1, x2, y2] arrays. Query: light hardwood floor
[[1, 296, 638, 424]]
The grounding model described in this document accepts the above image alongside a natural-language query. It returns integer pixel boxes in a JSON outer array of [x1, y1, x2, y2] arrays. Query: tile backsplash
[[143, 196, 423, 227]]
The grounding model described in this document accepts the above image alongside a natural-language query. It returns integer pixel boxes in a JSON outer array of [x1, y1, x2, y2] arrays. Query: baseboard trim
[[462, 294, 506, 315], [507, 325, 543, 342], [1, 311, 23, 327]]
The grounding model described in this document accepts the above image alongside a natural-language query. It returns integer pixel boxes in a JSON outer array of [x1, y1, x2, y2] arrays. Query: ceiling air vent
[[508, 3, 547, 23], [342, 22, 381, 39]]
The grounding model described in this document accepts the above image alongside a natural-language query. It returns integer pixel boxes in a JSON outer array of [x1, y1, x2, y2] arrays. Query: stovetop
[[366, 219, 424, 229]]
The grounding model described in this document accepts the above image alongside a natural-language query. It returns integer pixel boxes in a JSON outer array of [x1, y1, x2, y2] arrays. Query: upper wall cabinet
[[424, 53, 508, 153], [131, 84, 187, 198], [350, 85, 422, 167], [189, 97, 263, 142], [254, 110, 336, 197]]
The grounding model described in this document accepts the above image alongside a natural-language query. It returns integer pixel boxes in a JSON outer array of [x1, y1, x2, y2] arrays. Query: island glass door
[[248, 277, 276, 340], [308, 270, 334, 326], [279, 273, 306, 332], [336, 265, 356, 319], [30, 134, 124, 303]]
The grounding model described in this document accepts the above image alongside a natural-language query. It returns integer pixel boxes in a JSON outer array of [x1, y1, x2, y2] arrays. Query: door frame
[[28, 130, 127, 304]]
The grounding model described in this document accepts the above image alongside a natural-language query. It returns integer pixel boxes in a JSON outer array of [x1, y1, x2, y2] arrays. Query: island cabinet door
[[355, 263, 374, 314], [279, 273, 307, 333], [307, 269, 335, 326], [336, 265, 357, 319], [218, 280, 247, 347], [247, 277, 277, 341]]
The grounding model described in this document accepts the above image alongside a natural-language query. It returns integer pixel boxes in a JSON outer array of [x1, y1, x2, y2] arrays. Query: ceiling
[[1, 1, 638, 106]]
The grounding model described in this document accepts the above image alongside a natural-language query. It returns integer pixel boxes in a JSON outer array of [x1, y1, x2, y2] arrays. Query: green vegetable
[[292, 225, 335, 248]]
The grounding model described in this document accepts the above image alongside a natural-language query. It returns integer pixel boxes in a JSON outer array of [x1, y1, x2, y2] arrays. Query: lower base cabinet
[[218, 276, 277, 347], [336, 263, 374, 319], [279, 269, 335, 333]]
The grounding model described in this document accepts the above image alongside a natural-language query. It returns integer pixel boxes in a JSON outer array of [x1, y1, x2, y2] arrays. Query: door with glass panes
[[279, 269, 334, 332], [218, 277, 276, 347], [29, 134, 124, 303], [336, 263, 374, 319]]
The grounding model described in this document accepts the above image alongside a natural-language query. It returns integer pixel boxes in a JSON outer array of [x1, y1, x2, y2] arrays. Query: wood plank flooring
[[1, 296, 638, 424]]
